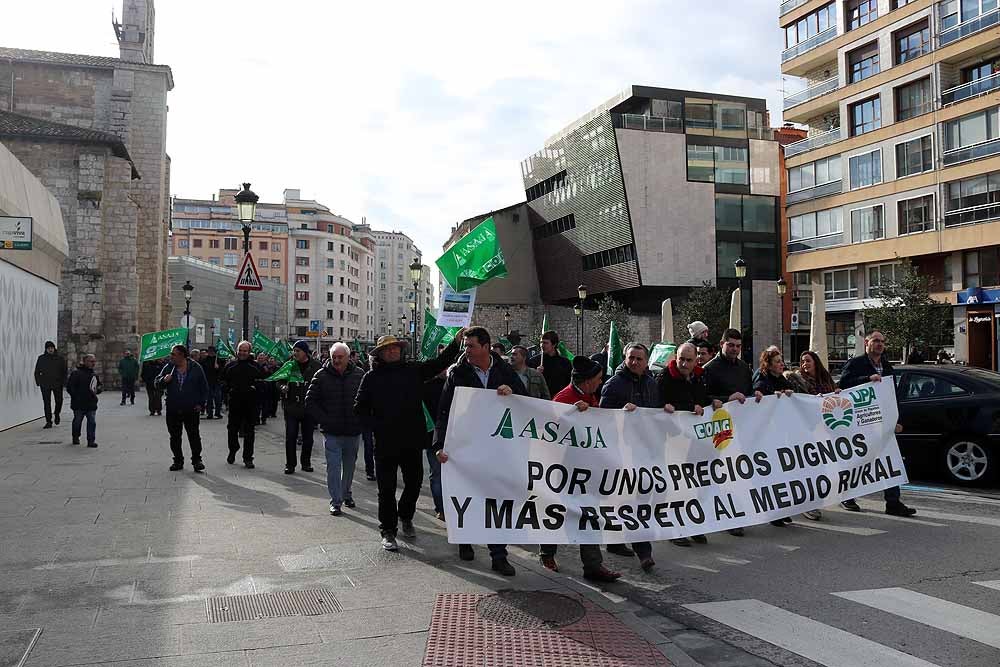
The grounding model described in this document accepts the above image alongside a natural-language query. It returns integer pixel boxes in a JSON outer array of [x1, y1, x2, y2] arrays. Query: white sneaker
[[381, 535, 398, 551], [804, 509, 822, 521]]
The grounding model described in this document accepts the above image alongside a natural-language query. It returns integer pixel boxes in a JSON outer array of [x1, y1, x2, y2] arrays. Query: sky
[[1, 0, 785, 268]]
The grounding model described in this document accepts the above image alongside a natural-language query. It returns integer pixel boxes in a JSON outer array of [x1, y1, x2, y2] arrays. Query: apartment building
[[780, 0, 1000, 369], [373, 231, 433, 339]]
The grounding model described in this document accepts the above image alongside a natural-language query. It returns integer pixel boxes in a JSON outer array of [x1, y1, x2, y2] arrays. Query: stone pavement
[[0, 398, 705, 666]]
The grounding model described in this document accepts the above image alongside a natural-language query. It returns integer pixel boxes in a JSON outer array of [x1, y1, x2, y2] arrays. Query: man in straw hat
[[355, 328, 465, 552]]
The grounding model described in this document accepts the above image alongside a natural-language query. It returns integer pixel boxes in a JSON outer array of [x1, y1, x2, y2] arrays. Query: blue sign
[[957, 287, 1000, 305], [309, 320, 322, 333]]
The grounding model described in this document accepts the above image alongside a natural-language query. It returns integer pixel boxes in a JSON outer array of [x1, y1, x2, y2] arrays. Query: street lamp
[[409, 258, 422, 353], [234, 183, 259, 341], [577, 284, 587, 353], [574, 302, 583, 351], [182, 279, 194, 345], [504, 310, 511, 337], [776, 277, 787, 297], [400, 313, 407, 346]]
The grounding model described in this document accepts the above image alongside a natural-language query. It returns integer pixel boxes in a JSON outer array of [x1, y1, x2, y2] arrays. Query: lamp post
[[234, 183, 259, 341], [400, 313, 407, 346], [577, 284, 588, 353], [409, 258, 422, 353], [734, 257, 748, 360], [504, 310, 511, 337], [777, 277, 787, 356], [573, 302, 583, 352], [182, 280, 194, 346]]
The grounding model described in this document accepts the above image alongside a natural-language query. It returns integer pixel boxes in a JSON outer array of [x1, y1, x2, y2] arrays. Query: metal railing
[[784, 76, 839, 110], [942, 71, 1000, 106], [610, 113, 682, 132], [939, 8, 1000, 46], [782, 27, 837, 62], [784, 126, 842, 157], [943, 137, 1000, 166], [780, 0, 810, 16], [786, 179, 843, 205]]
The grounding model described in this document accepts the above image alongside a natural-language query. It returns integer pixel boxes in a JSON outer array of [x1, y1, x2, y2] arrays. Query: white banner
[[441, 381, 906, 544]]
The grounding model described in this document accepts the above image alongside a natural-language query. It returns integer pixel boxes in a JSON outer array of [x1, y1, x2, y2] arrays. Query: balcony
[[942, 72, 1000, 106], [784, 126, 842, 158], [784, 76, 839, 110], [782, 26, 837, 63], [942, 137, 1000, 166], [787, 179, 843, 205], [939, 8, 1000, 47], [787, 233, 844, 253], [611, 113, 682, 132], [780, 0, 811, 16]]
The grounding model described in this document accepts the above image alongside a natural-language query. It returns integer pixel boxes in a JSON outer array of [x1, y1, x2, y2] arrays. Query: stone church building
[[0, 0, 171, 381]]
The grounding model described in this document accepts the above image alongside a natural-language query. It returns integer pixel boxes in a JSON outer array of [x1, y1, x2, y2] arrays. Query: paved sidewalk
[[0, 399, 702, 666]]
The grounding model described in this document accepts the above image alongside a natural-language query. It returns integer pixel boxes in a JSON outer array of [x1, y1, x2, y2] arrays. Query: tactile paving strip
[[423, 592, 672, 666], [476, 591, 586, 629], [206, 589, 343, 622]]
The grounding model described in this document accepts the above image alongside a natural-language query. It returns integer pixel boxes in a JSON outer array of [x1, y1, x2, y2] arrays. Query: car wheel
[[943, 437, 993, 486]]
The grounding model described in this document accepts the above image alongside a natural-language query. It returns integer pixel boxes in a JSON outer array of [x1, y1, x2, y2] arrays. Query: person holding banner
[[510, 346, 550, 400], [156, 345, 209, 472], [838, 331, 917, 518], [539, 356, 622, 582], [657, 342, 722, 546], [753, 349, 798, 528], [434, 326, 527, 576], [355, 331, 464, 553], [784, 350, 837, 521], [222, 341, 265, 468]]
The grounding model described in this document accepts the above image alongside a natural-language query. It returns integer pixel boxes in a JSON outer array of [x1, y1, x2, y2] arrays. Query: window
[[847, 0, 878, 30], [964, 246, 1000, 287], [192, 239, 202, 248], [685, 103, 714, 129], [272, 242, 281, 252], [789, 155, 842, 191], [295, 256, 309, 267], [177, 239, 189, 248], [295, 291, 309, 301], [892, 0, 915, 7], [868, 263, 901, 296], [258, 258, 268, 268], [296, 274, 309, 284], [327, 275, 335, 285], [258, 241, 268, 251], [210, 239, 220, 249], [687, 144, 748, 183], [904, 373, 967, 399], [851, 205, 885, 242], [785, 3, 836, 48], [848, 42, 880, 84], [824, 268, 859, 300], [296, 240, 309, 249], [894, 20, 930, 64], [896, 135, 933, 177], [715, 195, 742, 231], [223, 253, 238, 266], [327, 292, 334, 302], [850, 97, 881, 136], [224, 237, 239, 250], [533, 213, 577, 240], [525, 170, 566, 200], [895, 78, 932, 121], [789, 208, 844, 240], [687, 144, 716, 181], [271, 260, 280, 268], [208, 257, 220, 265], [945, 107, 1000, 151], [715, 195, 777, 233], [939, 0, 960, 30], [582, 244, 636, 271], [295, 309, 309, 319], [849, 150, 882, 189], [898, 195, 935, 233], [295, 326, 308, 338]]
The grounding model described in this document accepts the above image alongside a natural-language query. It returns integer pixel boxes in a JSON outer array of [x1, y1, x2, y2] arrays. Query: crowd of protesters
[[33, 317, 920, 581]]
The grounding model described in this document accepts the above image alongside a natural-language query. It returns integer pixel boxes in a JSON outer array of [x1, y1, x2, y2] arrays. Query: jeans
[[121, 380, 136, 404], [540, 544, 603, 570], [207, 385, 223, 417], [146, 386, 162, 414], [71, 410, 96, 444], [324, 434, 360, 507], [285, 414, 315, 470], [166, 410, 202, 464], [41, 387, 64, 424], [425, 449, 443, 513], [362, 430, 375, 477], [227, 401, 256, 463], [375, 447, 423, 537]]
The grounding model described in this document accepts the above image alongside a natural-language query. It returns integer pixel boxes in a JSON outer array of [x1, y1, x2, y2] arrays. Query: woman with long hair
[[753, 348, 796, 526], [784, 350, 837, 520]]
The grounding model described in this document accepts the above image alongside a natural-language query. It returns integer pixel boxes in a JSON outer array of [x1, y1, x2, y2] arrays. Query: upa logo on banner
[[822, 395, 854, 430], [693, 408, 734, 450], [822, 388, 882, 431]]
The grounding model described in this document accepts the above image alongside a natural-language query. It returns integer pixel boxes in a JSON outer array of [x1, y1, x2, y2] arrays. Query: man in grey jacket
[[510, 345, 550, 400]]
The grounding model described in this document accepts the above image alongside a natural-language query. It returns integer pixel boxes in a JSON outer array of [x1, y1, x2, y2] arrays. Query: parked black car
[[890, 365, 1000, 486]]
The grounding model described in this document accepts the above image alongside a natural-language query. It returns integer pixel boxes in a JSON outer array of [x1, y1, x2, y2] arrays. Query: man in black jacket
[[156, 345, 209, 472], [838, 330, 916, 517], [201, 347, 223, 419], [355, 330, 464, 552], [434, 326, 527, 576], [34, 341, 68, 428], [141, 359, 164, 416], [222, 341, 265, 468], [66, 354, 101, 447], [527, 331, 572, 396], [306, 342, 364, 515], [283, 340, 324, 474]]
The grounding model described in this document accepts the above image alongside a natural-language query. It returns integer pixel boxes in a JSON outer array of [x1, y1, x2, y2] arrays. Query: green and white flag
[[139, 327, 189, 362], [273, 339, 292, 362], [607, 321, 623, 377], [436, 216, 507, 291], [252, 329, 278, 357], [557, 341, 575, 362], [649, 342, 677, 368], [216, 337, 236, 360], [420, 309, 461, 360], [263, 358, 304, 383]]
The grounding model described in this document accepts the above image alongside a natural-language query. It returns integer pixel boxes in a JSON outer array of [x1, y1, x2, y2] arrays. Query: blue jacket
[[155, 360, 209, 413], [599, 364, 659, 410]]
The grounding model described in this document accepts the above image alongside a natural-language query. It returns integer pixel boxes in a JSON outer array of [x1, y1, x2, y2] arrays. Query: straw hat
[[372, 335, 408, 355]]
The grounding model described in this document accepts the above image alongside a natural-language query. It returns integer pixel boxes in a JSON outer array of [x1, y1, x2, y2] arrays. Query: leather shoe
[[639, 557, 656, 572], [54, 415, 60, 424], [192, 461, 205, 472], [491, 558, 516, 576], [583, 565, 621, 582], [886, 502, 917, 517], [458, 544, 475, 561], [344, 499, 356, 508], [284, 467, 295, 474], [691, 534, 708, 544], [728, 528, 745, 536], [302, 466, 314, 472], [606, 544, 635, 557], [169, 462, 183, 471], [244, 462, 255, 469], [226, 451, 236, 465], [43, 423, 53, 429], [540, 554, 559, 572], [841, 499, 862, 512], [670, 537, 692, 547]]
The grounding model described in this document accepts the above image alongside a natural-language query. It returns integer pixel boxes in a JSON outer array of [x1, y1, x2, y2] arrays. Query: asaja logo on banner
[[693, 408, 734, 450], [490, 408, 608, 449], [822, 396, 854, 429]]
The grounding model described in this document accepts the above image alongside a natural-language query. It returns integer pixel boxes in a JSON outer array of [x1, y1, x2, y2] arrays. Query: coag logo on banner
[[822, 396, 854, 429], [491, 408, 608, 449], [693, 408, 734, 450]]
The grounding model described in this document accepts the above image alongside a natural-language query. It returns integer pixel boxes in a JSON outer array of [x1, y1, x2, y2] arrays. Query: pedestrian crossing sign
[[234, 252, 263, 291]]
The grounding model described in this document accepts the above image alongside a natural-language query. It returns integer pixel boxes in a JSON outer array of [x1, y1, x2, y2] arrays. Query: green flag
[[422, 402, 435, 433], [139, 327, 189, 362], [352, 338, 361, 353], [252, 329, 278, 357], [557, 341, 575, 361], [649, 342, 677, 368], [420, 309, 461, 360], [607, 321, 623, 377], [263, 358, 304, 383], [216, 337, 236, 360], [436, 216, 507, 291], [273, 339, 292, 362]]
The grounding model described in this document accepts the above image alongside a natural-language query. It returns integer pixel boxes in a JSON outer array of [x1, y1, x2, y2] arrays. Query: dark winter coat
[[657, 359, 710, 412], [140, 360, 163, 387], [839, 354, 894, 390], [600, 364, 658, 410], [753, 370, 794, 396], [34, 351, 68, 390], [433, 351, 528, 451], [200, 354, 222, 386], [702, 353, 754, 403], [283, 357, 323, 418], [354, 338, 461, 453], [421, 375, 447, 447], [66, 366, 102, 411], [117, 356, 140, 382], [527, 351, 573, 397], [221, 358, 265, 403], [305, 361, 365, 435], [155, 361, 209, 413]]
